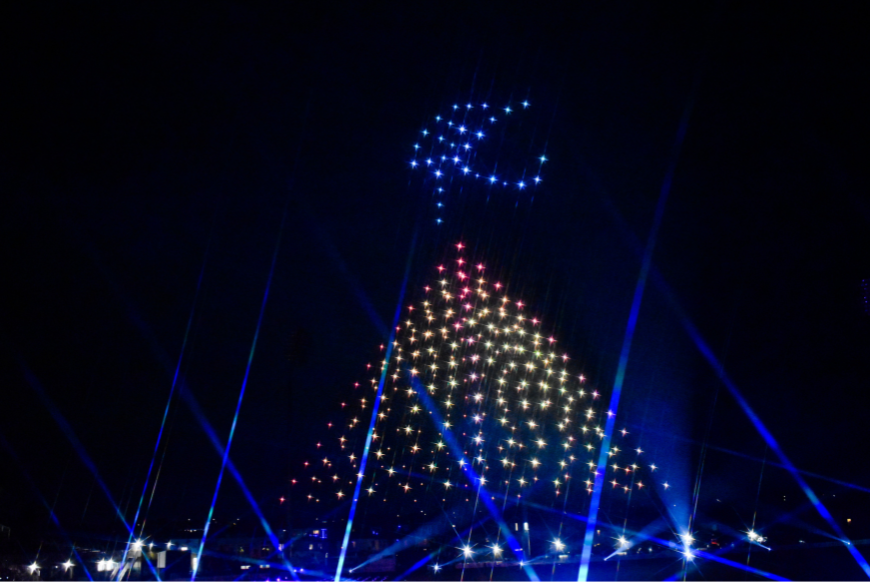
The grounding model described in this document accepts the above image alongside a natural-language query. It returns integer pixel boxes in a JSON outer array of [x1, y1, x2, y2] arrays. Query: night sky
[[2, 1, 869, 575]]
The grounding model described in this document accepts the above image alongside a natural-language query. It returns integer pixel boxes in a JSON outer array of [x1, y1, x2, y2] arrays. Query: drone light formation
[[407, 100, 548, 224], [299, 246, 671, 572]]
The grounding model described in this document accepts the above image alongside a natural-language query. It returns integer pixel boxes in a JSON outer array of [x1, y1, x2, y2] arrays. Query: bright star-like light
[[522, 100, 530, 108], [552, 538, 565, 552], [462, 545, 474, 558]]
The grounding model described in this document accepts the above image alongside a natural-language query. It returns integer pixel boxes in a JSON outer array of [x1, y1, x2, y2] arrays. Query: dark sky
[[2, 0, 869, 561]]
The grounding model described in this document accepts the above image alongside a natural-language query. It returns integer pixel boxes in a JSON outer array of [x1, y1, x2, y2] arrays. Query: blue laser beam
[[578, 65, 701, 582], [335, 231, 418, 582], [120, 239, 212, 574], [178, 386, 298, 579], [194, 207, 289, 581]]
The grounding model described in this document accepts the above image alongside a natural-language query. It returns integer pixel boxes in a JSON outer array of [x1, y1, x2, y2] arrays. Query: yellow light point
[[517, 477, 527, 486], [387, 467, 396, 475], [444, 399, 453, 408], [402, 484, 412, 492], [499, 416, 509, 425], [444, 480, 452, 489], [521, 400, 530, 409], [478, 476, 487, 485], [339, 436, 347, 444], [663, 482, 670, 489], [448, 379, 458, 387], [428, 462, 437, 471], [473, 393, 483, 402], [530, 458, 541, 468], [637, 481, 644, 489], [337, 490, 345, 499], [404, 425, 414, 434], [410, 368, 419, 376], [367, 487, 376, 495], [507, 438, 516, 447], [443, 420, 452, 429], [650, 464, 658, 471], [435, 441, 445, 450], [411, 405, 420, 413], [540, 400, 551, 409], [487, 357, 496, 365], [527, 420, 537, 429], [536, 439, 547, 448], [375, 450, 384, 459], [349, 453, 357, 461], [439, 279, 447, 286]]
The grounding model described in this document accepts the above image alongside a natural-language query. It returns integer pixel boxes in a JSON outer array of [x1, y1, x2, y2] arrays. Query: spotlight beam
[[335, 231, 418, 582]]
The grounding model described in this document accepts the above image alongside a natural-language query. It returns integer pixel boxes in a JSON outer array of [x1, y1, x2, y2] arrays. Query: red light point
[[456, 242, 465, 250]]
